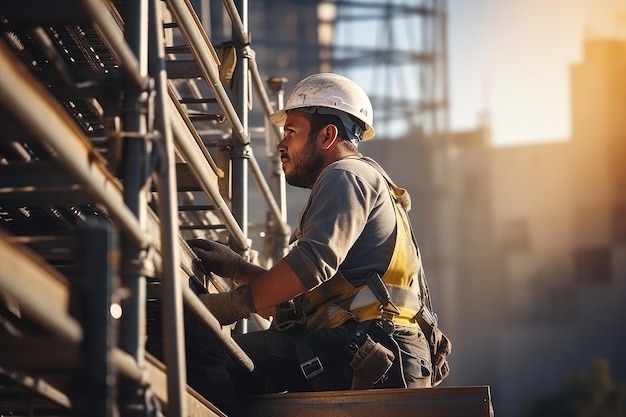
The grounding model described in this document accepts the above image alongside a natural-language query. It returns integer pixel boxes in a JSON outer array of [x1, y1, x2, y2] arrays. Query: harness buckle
[[379, 300, 400, 335], [376, 317, 395, 335], [300, 357, 324, 380]]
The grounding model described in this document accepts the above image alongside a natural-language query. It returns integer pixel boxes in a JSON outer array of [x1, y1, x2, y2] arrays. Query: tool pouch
[[271, 299, 306, 331], [349, 335, 395, 390], [415, 306, 452, 386]]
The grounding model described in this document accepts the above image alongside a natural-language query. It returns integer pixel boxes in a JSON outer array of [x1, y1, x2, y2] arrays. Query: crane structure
[[324, 0, 449, 142]]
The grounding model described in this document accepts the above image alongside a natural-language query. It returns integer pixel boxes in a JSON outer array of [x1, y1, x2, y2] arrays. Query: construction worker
[[186, 73, 450, 415]]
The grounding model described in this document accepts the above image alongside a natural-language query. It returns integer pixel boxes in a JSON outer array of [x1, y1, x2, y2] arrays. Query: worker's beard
[[284, 137, 325, 189]]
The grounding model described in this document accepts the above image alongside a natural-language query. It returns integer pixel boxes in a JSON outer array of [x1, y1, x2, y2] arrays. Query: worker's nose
[[276, 139, 286, 154]]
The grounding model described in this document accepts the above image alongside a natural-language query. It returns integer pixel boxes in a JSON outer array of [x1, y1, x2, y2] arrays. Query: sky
[[334, 0, 626, 147], [448, 0, 626, 147]]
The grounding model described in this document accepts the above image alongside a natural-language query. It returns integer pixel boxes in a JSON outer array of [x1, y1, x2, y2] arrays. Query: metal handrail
[[168, 91, 251, 250], [223, 0, 283, 141], [167, 0, 249, 146], [182, 285, 255, 371], [166, 0, 291, 238], [150, 1, 187, 414]]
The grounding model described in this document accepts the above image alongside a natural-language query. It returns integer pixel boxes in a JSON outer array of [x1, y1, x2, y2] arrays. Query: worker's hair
[[307, 112, 359, 152]]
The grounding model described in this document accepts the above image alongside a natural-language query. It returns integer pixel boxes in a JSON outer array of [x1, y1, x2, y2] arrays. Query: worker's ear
[[321, 124, 338, 150]]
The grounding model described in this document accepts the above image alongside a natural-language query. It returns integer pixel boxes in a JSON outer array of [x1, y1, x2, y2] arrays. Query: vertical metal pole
[[150, 1, 187, 416], [120, 0, 149, 364], [231, 0, 249, 242], [266, 76, 289, 264], [120, 1, 151, 415], [75, 219, 118, 417], [231, 0, 250, 334]]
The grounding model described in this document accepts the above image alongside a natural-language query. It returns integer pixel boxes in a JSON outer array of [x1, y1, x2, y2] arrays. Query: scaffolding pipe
[[118, 0, 150, 381], [0, 41, 150, 249], [222, 0, 249, 45], [166, 0, 249, 146], [266, 78, 290, 263], [168, 96, 250, 250], [248, 56, 283, 142], [112, 348, 147, 384], [224, 2, 289, 238], [223, 0, 285, 141], [224, 0, 288, 234], [222, 0, 283, 143], [167, 0, 290, 238], [0, 231, 82, 345], [150, 1, 187, 415], [231, 0, 250, 255], [81, 0, 147, 89], [181, 285, 254, 372]]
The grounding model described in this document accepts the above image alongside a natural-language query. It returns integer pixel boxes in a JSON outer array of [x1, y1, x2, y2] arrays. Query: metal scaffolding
[[0, 0, 288, 415]]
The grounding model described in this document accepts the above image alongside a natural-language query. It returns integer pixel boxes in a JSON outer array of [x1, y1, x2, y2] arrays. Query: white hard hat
[[269, 73, 375, 141]]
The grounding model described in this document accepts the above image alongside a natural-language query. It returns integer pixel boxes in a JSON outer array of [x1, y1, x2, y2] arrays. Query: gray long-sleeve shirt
[[284, 156, 397, 290]]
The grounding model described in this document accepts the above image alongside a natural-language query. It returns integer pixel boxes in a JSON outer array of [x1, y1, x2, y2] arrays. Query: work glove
[[198, 284, 256, 326], [431, 327, 452, 386], [187, 239, 245, 281]]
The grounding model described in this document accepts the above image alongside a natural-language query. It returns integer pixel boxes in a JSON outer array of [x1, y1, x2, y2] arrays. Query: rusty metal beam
[[0, 229, 82, 344], [145, 354, 227, 417], [241, 386, 494, 417], [0, 366, 71, 409]]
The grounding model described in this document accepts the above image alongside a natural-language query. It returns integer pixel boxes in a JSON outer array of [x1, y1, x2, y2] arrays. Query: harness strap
[[359, 157, 437, 325], [293, 337, 333, 391], [349, 284, 421, 312], [295, 156, 426, 331]]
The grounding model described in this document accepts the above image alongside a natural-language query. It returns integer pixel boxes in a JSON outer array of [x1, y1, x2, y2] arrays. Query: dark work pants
[[185, 317, 432, 416]]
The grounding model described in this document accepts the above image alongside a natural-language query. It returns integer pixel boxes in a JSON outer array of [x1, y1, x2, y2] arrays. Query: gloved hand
[[187, 239, 245, 280], [431, 326, 452, 386], [198, 284, 256, 326]]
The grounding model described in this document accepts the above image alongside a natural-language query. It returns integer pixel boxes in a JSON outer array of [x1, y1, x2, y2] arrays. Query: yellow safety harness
[[297, 158, 424, 331]]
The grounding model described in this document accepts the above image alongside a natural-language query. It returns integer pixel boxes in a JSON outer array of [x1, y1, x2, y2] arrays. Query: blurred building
[[365, 37, 626, 417]]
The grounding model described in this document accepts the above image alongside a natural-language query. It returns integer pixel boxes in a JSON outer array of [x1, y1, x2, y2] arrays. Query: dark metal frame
[[0, 0, 288, 416]]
